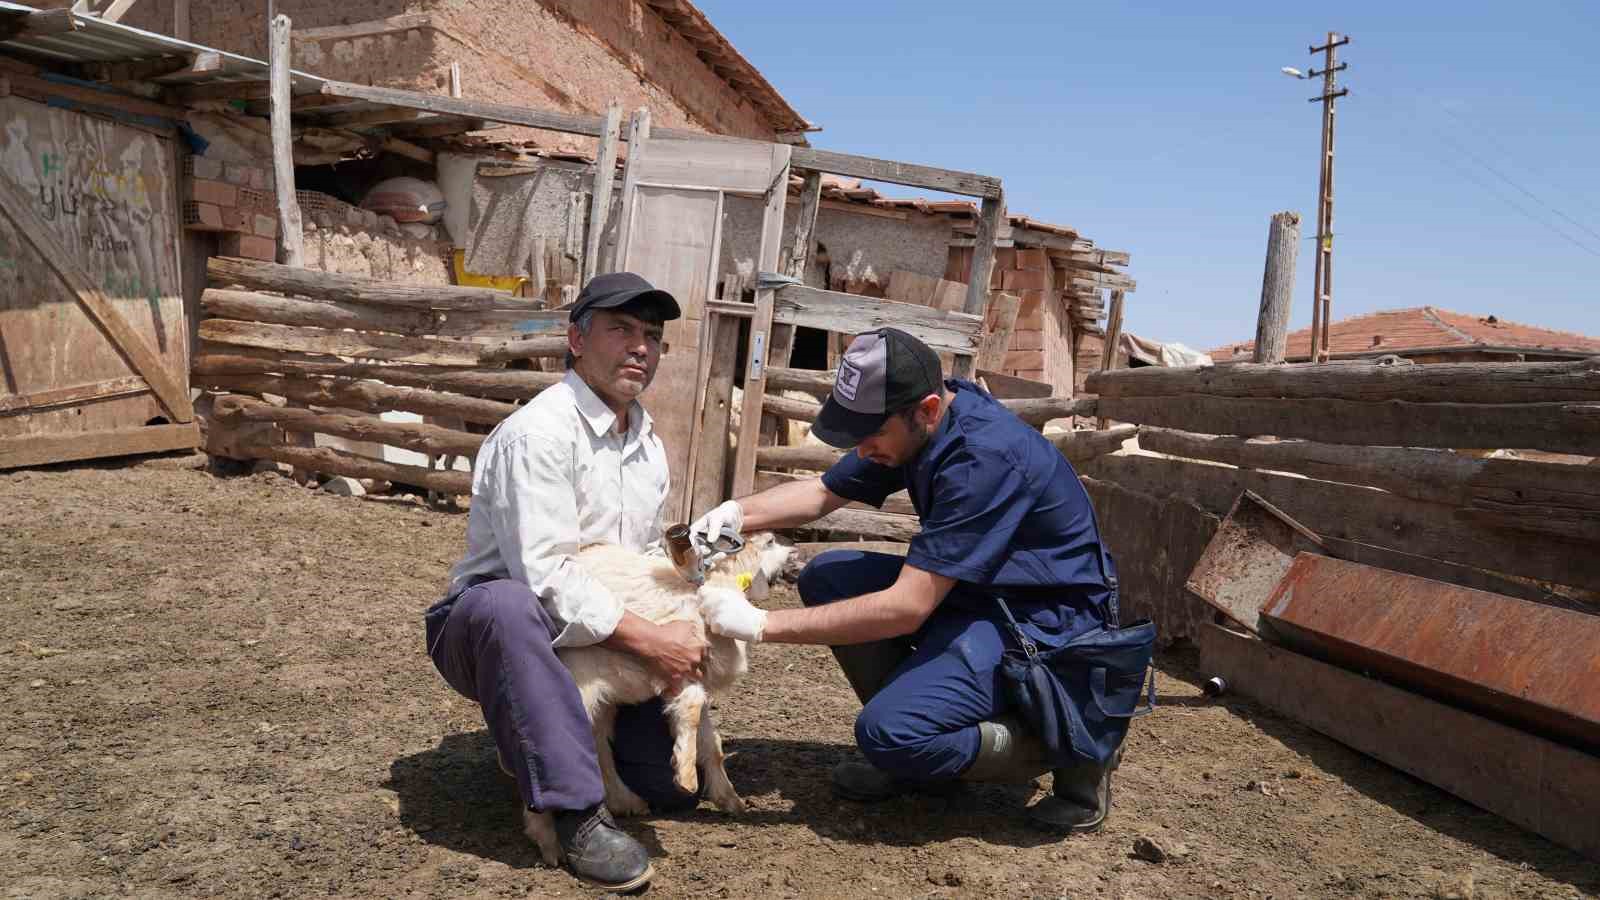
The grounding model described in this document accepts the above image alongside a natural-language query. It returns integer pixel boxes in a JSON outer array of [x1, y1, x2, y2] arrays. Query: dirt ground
[[3, 458, 1597, 900]]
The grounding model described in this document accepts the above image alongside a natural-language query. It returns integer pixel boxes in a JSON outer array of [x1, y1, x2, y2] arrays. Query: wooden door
[[612, 118, 791, 522], [0, 96, 196, 469]]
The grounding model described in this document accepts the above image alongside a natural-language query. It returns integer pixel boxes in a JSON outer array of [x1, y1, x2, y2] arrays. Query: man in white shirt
[[424, 273, 700, 892]]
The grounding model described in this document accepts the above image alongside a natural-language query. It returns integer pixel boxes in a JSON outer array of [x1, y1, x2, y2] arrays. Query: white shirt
[[445, 369, 670, 647]]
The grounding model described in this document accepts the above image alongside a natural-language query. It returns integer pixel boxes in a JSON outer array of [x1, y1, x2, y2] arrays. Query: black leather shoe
[[830, 758, 965, 803], [552, 804, 654, 892]]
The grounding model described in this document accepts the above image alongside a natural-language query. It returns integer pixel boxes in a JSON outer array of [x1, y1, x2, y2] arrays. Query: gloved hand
[[699, 585, 768, 643], [689, 499, 744, 547]]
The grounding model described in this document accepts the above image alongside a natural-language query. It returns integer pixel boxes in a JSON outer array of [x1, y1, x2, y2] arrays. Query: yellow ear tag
[[736, 573, 753, 592]]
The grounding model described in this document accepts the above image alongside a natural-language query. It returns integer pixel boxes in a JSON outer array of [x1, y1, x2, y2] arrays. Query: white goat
[[522, 532, 795, 866]]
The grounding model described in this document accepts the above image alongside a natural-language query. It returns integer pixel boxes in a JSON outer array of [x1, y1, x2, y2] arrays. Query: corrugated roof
[[1211, 306, 1600, 361]]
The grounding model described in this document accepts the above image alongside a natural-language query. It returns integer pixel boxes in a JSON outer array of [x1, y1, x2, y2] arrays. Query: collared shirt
[[821, 379, 1115, 643], [445, 369, 670, 647]]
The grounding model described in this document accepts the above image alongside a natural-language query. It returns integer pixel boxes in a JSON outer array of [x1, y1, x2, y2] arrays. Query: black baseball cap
[[811, 327, 944, 448], [568, 272, 681, 322]]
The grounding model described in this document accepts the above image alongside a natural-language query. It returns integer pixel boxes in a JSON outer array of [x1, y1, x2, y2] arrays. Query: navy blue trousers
[[798, 550, 1022, 781], [424, 579, 697, 814]]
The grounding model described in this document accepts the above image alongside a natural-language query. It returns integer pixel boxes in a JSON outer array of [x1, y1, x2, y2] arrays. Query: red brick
[[1016, 290, 1047, 330], [253, 214, 279, 239], [182, 202, 224, 231], [220, 207, 251, 233], [1015, 248, 1050, 271], [220, 233, 276, 261], [1002, 269, 1053, 292], [992, 247, 1017, 270], [189, 178, 237, 208], [1003, 349, 1044, 371], [1010, 329, 1044, 351], [1012, 368, 1047, 383]]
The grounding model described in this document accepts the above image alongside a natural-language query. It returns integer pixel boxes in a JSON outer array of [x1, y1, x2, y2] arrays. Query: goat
[[522, 532, 795, 866]]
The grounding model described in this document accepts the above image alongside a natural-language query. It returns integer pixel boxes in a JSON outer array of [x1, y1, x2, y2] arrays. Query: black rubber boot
[[830, 757, 965, 802], [552, 804, 654, 892], [1025, 750, 1118, 835], [959, 716, 1054, 784]]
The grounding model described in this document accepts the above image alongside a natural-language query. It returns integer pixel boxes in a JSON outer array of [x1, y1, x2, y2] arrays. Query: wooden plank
[[1199, 624, 1600, 863], [730, 143, 793, 498], [0, 376, 149, 415], [636, 137, 779, 194], [1086, 356, 1600, 404], [202, 288, 436, 335], [582, 102, 622, 283], [1096, 394, 1600, 456], [2, 71, 185, 124], [173, 0, 188, 40], [956, 193, 1005, 378], [1080, 452, 1597, 592], [0, 422, 197, 469], [973, 291, 1021, 373], [788, 147, 1001, 200], [477, 335, 569, 363], [194, 373, 516, 426], [197, 319, 485, 367], [191, 349, 559, 400], [269, 15, 303, 267], [0, 168, 191, 424], [205, 256, 536, 311], [1096, 289, 1125, 428], [763, 170, 823, 444], [214, 394, 482, 458], [609, 108, 652, 272], [690, 313, 741, 518], [772, 285, 982, 356]]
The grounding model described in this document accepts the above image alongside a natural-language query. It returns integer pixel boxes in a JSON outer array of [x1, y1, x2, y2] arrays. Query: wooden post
[[956, 191, 1004, 378], [173, 0, 189, 39], [268, 15, 304, 268], [730, 144, 794, 498], [1095, 289, 1125, 428], [609, 109, 651, 270], [582, 102, 623, 283], [761, 170, 823, 447], [448, 61, 462, 98], [1253, 211, 1300, 364]]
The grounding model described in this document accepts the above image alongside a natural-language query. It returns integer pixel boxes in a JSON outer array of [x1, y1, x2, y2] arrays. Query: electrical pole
[[1307, 32, 1348, 363]]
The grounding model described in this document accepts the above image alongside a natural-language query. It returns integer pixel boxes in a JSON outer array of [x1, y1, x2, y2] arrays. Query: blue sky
[[698, 1, 1600, 351]]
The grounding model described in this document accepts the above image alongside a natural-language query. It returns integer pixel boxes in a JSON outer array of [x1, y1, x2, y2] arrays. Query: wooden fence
[[1078, 357, 1600, 643]]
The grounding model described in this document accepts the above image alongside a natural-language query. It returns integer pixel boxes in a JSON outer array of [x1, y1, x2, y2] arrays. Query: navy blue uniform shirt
[[820, 379, 1116, 645]]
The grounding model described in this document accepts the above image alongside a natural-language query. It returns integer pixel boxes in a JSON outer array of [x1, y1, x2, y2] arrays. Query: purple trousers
[[424, 578, 698, 813]]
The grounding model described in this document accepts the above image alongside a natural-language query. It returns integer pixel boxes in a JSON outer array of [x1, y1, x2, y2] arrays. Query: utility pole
[[1306, 32, 1348, 363]]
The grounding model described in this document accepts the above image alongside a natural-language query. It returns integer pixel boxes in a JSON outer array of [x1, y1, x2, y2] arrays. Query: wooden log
[[193, 373, 517, 426], [754, 386, 1096, 429], [1086, 356, 1600, 404], [206, 256, 538, 312], [795, 541, 908, 559], [1079, 452, 1596, 592], [202, 288, 436, 334], [765, 366, 834, 399], [213, 394, 483, 458], [773, 284, 982, 356], [1199, 624, 1600, 863], [756, 443, 843, 472], [269, 16, 303, 267], [762, 393, 821, 423], [609, 108, 651, 269], [1254, 211, 1301, 364], [478, 335, 570, 364], [955, 193, 1006, 379], [973, 291, 1021, 374], [977, 369, 1053, 399], [239, 441, 472, 495], [755, 469, 916, 517], [1051, 425, 1137, 463], [805, 507, 921, 542], [1096, 289, 1126, 429], [198, 319, 486, 367], [192, 348, 558, 400], [1005, 396, 1098, 426], [582, 102, 622, 282], [1095, 394, 1600, 456]]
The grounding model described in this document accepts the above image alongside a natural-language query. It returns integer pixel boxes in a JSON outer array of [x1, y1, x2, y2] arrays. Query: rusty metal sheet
[[1259, 553, 1600, 753], [1185, 490, 1326, 634]]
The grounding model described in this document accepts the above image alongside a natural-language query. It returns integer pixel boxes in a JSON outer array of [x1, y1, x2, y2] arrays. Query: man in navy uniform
[[691, 327, 1126, 831]]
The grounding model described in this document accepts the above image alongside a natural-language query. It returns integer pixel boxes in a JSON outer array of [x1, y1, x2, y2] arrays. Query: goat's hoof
[[710, 791, 745, 814], [605, 790, 650, 818], [673, 769, 700, 796]]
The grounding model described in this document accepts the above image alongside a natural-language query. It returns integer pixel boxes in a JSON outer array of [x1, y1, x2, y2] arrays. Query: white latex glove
[[699, 585, 768, 643], [689, 499, 744, 546]]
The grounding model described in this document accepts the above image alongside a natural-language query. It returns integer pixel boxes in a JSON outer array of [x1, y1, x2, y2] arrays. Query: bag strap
[[994, 597, 1039, 660]]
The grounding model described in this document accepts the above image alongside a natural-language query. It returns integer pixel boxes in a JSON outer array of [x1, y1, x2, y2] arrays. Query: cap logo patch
[[836, 359, 862, 402]]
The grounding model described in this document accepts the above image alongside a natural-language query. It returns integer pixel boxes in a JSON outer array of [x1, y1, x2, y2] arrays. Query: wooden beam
[[1086, 356, 1600, 404], [0, 8, 82, 39], [95, 0, 142, 24], [0, 376, 149, 415], [206, 256, 536, 311], [0, 171, 192, 423], [202, 288, 436, 335], [795, 541, 908, 559], [197, 319, 486, 367], [1096, 289, 1126, 428], [173, 0, 189, 40], [1199, 624, 1600, 863], [477, 335, 569, 364], [1095, 394, 1600, 456], [973, 291, 1021, 374], [382, 136, 434, 164], [765, 365, 834, 399], [228, 440, 472, 495], [269, 15, 304, 267], [690, 313, 742, 518], [0, 423, 198, 470], [761, 170, 825, 447], [609, 108, 651, 270], [773, 285, 981, 356], [194, 373, 516, 427], [214, 394, 483, 458], [3, 70, 185, 123], [1050, 425, 1137, 463], [955, 193, 1005, 378], [1004, 396, 1098, 426], [730, 143, 793, 498], [755, 469, 917, 517], [582, 102, 623, 283], [192, 349, 559, 400], [805, 507, 922, 542]]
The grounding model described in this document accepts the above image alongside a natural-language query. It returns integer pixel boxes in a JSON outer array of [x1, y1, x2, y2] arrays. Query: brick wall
[[95, 0, 776, 140]]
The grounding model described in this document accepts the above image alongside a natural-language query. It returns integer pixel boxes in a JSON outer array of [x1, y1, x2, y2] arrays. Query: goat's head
[[704, 532, 797, 601]]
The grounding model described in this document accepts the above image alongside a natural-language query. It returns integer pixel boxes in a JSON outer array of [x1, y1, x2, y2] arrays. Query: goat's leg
[[521, 808, 562, 867], [697, 702, 744, 814], [662, 683, 707, 796], [584, 694, 650, 817]]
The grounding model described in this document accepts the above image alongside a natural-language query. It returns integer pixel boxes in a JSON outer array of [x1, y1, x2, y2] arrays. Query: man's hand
[[689, 499, 743, 546], [700, 586, 768, 643], [640, 620, 707, 688]]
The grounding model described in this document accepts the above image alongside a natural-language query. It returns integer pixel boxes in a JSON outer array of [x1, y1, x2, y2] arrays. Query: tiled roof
[[1211, 306, 1600, 361], [643, 0, 813, 137]]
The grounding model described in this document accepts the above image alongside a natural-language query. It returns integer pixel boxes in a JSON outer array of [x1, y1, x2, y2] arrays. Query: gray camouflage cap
[[811, 327, 944, 448]]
